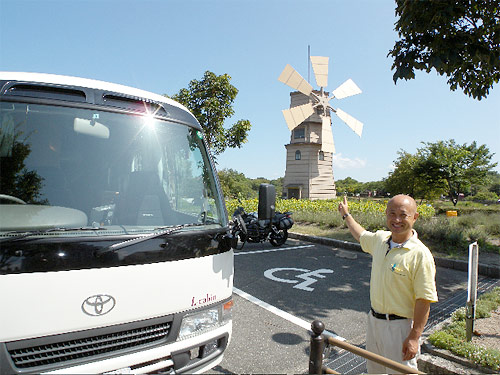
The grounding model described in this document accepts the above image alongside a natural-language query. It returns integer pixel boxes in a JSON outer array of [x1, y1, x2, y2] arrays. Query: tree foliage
[[486, 171, 500, 196], [386, 139, 497, 205], [335, 177, 386, 197], [217, 168, 253, 199], [217, 168, 282, 199], [171, 71, 251, 158], [416, 139, 497, 205], [385, 150, 444, 200], [336, 177, 362, 195], [389, 0, 500, 100]]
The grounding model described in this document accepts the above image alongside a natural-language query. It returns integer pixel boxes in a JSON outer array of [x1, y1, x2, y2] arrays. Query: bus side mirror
[[258, 184, 275, 221]]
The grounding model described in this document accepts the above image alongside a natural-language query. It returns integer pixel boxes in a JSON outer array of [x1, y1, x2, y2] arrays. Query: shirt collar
[[386, 230, 418, 251]]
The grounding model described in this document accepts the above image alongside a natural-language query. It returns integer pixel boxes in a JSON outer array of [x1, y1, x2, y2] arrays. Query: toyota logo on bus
[[82, 294, 116, 316]]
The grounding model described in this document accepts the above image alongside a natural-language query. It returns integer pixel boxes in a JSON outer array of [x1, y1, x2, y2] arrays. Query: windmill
[[278, 56, 363, 200], [278, 56, 363, 153]]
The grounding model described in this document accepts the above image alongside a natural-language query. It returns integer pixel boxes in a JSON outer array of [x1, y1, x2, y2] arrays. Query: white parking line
[[234, 244, 315, 256], [233, 287, 344, 341]]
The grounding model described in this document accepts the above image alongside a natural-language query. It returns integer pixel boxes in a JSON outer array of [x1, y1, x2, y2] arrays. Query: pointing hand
[[338, 196, 349, 217]]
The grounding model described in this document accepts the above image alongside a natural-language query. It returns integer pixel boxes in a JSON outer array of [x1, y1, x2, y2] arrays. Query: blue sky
[[1, 0, 499, 182]]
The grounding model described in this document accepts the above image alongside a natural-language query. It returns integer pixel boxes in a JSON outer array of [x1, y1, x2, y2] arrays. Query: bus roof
[[0, 72, 199, 127]]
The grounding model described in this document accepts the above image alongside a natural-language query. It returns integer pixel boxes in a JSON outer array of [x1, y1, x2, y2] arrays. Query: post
[[309, 320, 325, 374], [308, 45, 311, 83], [466, 241, 479, 341]]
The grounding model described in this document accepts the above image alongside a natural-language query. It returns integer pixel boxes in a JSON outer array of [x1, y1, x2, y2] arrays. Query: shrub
[[433, 200, 500, 215], [467, 191, 499, 203], [352, 211, 386, 232], [429, 288, 500, 371], [456, 214, 476, 229], [414, 217, 468, 252], [293, 211, 343, 228], [464, 227, 489, 246], [485, 220, 500, 236]]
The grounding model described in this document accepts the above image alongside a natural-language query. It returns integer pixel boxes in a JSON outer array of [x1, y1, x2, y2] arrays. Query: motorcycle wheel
[[269, 229, 288, 247]]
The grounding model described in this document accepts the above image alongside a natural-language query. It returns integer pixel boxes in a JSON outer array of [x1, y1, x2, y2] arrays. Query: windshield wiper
[[95, 223, 205, 257], [0, 226, 107, 244]]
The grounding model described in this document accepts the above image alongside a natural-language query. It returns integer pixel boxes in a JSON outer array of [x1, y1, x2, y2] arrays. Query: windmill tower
[[278, 56, 363, 200]]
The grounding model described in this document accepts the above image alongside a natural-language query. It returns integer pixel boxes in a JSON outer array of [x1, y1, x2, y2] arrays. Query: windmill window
[[295, 150, 301, 160], [293, 128, 305, 139], [319, 151, 324, 161]]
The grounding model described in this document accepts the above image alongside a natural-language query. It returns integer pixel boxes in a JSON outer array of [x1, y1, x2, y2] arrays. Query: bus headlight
[[178, 300, 233, 341], [179, 308, 219, 340]]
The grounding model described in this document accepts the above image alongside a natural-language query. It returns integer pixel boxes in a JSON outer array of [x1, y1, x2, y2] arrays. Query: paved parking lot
[[210, 238, 497, 374]]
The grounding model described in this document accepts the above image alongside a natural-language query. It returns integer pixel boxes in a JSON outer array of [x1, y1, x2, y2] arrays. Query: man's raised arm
[[338, 196, 366, 242]]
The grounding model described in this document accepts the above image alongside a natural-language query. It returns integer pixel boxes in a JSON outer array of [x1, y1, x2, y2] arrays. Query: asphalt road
[[208, 238, 480, 374]]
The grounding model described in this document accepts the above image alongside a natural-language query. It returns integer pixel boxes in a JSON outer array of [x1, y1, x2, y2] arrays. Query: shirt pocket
[[387, 261, 410, 279]]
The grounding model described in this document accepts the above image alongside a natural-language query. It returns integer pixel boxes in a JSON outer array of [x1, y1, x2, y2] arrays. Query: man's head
[[385, 194, 419, 242]]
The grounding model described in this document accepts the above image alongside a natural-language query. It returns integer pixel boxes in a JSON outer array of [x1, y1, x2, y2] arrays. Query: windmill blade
[[320, 116, 335, 153], [310, 56, 329, 88], [335, 108, 363, 137], [278, 64, 313, 96], [282, 103, 315, 131], [332, 78, 362, 99]]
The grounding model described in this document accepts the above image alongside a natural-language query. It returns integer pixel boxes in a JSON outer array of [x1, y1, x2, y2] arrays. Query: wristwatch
[[342, 213, 351, 220]]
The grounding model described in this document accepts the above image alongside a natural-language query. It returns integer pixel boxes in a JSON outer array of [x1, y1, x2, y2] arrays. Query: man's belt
[[371, 308, 407, 320]]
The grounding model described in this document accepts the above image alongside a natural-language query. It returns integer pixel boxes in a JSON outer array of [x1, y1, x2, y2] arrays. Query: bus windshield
[[0, 102, 226, 237]]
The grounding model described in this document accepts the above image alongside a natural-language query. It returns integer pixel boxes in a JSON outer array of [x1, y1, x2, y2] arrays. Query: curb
[[288, 232, 500, 279]]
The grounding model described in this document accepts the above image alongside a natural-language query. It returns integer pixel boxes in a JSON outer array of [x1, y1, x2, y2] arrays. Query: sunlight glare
[[143, 113, 156, 130]]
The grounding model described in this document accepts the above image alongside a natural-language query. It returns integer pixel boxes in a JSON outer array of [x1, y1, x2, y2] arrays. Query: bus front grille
[[7, 319, 172, 370]]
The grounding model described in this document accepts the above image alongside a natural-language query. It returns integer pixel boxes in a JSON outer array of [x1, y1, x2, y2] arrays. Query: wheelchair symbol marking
[[263, 267, 334, 292]]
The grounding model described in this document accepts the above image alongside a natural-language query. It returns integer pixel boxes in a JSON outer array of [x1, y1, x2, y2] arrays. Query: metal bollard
[[309, 320, 325, 374]]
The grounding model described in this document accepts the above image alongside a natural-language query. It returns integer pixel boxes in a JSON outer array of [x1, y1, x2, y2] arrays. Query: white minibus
[[0, 72, 234, 374]]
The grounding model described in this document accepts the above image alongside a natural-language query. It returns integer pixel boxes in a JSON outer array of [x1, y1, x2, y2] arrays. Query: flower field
[[225, 198, 435, 218]]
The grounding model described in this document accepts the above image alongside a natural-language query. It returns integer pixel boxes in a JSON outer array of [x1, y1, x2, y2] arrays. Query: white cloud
[[332, 153, 367, 169]]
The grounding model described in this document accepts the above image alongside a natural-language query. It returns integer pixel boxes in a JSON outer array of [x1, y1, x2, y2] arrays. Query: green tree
[[416, 140, 497, 205], [385, 150, 445, 201], [362, 180, 387, 197], [469, 171, 500, 196], [487, 171, 500, 196], [269, 177, 283, 198], [389, 0, 500, 100], [249, 177, 269, 196], [336, 177, 363, 195], [249, 176, 283, 199], [171, 71, 251, 158], [217, 168, 253, 199]]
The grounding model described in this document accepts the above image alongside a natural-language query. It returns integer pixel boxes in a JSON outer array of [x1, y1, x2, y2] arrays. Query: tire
[[269, 229, 288, 247]]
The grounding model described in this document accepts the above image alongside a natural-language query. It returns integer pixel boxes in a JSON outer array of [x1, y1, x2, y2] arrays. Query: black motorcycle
[[230, 203, 294, 249]]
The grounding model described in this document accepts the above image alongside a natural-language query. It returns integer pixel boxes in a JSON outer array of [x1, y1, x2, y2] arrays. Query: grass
[[290, 201, 500, 258], [428, 288, 500, 371], [292, 223, 355, 242], [433, 200, 500, 215]]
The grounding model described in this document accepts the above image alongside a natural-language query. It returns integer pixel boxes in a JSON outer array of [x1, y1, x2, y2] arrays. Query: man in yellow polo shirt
[[338, 194, 438, 373]]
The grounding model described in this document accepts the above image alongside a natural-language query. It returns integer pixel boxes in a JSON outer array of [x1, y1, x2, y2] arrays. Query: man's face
[[385, 196, 418, 241]]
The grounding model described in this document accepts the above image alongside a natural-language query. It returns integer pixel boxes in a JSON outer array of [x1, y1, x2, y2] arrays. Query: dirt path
[[472, 307, 500, 351]]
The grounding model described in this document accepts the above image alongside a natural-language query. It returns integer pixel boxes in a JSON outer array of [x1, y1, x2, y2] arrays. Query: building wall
[[283, 142, 336, 200], [283, 91, 336, 200]]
